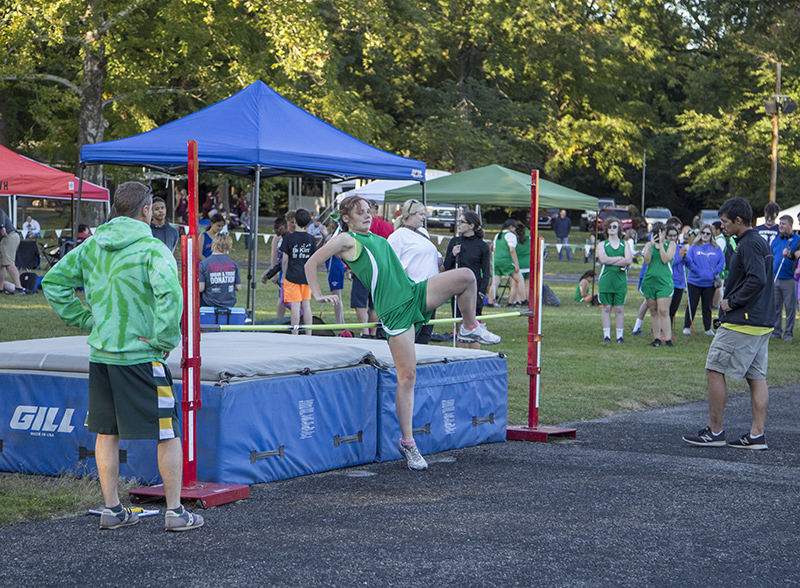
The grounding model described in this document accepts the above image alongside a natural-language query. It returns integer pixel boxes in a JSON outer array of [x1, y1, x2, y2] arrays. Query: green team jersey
[[598, 239, 628, 294], [347, 231, 416, 317], [515, 227, 531, 271], [641, 241, 673, 293], [494, 230, 513, 267], [42, 216, 182, 365]]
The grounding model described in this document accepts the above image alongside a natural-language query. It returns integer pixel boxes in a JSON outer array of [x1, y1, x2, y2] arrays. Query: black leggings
[[669, 287, 684, 324], [684, 284, 715, 331]]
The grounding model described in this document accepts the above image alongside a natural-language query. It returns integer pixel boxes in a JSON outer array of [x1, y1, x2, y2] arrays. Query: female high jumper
[[305, 195, 501, 471]]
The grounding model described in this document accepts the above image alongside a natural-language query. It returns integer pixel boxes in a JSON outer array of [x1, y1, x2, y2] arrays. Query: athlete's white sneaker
[[682, 328, 692, 335], [458, 323, 501, 345], [397, 440, 428, 471]]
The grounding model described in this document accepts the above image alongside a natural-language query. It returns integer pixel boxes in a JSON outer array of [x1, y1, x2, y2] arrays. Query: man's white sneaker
[[704, 329, 715, 336], [457, 322, 501, 345], [397, 440, 428, 471], [682, 328, 692, 335]]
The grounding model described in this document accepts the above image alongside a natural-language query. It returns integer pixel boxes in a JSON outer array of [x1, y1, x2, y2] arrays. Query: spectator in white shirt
[[22, 215, 41, 239]]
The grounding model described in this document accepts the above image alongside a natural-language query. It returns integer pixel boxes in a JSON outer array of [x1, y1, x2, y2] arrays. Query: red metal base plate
[[130, 481, 249, 509], [506, 426, 577, 442]]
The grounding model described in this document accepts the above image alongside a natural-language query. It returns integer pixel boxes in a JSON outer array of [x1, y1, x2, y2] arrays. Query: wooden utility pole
[[769, 63, 781, 202]]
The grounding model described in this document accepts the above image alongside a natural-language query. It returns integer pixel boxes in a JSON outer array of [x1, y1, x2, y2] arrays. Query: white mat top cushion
[[0, 333, 499, 383]]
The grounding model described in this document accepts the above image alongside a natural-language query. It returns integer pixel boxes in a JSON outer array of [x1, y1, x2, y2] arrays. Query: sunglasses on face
[[608, 224, 619, 229], [701, 231, 711, 235]]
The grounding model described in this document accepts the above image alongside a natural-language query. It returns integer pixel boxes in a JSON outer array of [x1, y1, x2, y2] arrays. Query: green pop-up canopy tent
[[384, 164, 598, 210]]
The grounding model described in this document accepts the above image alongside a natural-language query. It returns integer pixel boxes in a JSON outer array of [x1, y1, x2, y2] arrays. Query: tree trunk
[[0, 87, 9, 148], [76, 38, 108, 226]]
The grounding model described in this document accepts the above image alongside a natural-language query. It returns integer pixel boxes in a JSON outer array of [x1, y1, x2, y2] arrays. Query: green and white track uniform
[[598, 239, 628, 306], [640, 241, 674, 299], [347, 232, 431, 337]]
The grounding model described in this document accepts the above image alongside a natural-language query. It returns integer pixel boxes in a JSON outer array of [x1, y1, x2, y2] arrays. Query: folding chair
[[39, 241, 61, 269], [494, 276, 510, 304], [15, 240, 40, 270]]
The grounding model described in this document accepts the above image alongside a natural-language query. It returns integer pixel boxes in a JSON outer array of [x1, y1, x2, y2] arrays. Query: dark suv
[[592, 206, 648, 241]]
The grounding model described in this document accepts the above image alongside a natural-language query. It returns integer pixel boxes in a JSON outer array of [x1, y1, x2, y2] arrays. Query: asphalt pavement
[[1, 384, 798, 588]]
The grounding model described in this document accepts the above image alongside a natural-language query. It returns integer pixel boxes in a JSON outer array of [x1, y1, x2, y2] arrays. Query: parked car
[[425, 204, 464, 231], [644, 207, 672, 230], [592, 205, 648, 241], [580, 198, 616, 231], [537, 208, 561, 229], [698, 209, 720, 226]]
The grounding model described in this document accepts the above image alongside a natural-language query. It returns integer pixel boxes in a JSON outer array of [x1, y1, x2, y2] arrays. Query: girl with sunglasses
[[597, 217, 633, 343]]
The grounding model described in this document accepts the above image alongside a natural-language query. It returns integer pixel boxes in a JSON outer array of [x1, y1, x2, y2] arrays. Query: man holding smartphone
[[683, 197, 774, 450]]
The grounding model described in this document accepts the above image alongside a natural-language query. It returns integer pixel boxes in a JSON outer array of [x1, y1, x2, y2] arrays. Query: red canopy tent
[[0, 144, 109, 227]]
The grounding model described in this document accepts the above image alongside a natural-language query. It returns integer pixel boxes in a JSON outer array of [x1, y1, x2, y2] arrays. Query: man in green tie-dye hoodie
[[43, 182, 204, 532]]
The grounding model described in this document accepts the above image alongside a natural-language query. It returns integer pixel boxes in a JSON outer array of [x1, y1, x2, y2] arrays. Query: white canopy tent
[[335, 169, 451, 204]]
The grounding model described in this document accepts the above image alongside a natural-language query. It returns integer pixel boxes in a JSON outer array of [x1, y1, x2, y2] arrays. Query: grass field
[[2, 227, 797, 526]]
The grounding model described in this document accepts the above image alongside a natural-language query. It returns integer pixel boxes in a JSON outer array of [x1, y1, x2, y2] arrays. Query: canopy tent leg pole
[[507, 170, 576, 443], [248, 167, 261, 323], [421, 181, 427, 230], [244, 175, 255, 313], [74, 164, 85, 239]]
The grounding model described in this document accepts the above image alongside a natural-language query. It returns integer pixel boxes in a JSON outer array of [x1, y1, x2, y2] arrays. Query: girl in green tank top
[[597, 216, 632, 343], [642, 222, 677, 347], [303, 196, 501, 472]]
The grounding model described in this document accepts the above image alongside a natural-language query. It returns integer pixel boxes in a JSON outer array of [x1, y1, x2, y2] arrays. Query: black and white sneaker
[[649, 339, 661, 347], [729, 433, 768, 450], [682, 426, 726, 447], [602, 336, 611, 343], [616, 337, 625, 344], [631, 329, 646, 336]]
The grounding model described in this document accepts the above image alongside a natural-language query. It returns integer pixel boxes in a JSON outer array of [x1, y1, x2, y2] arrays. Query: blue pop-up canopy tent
[[80, 81, 426, 317], [80, 81, 425, 181]]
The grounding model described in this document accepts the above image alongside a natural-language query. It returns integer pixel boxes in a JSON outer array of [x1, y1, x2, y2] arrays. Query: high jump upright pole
[[181, 140, 202, 484], [130, 141, 249, 508], [506, 170, 576, 442]]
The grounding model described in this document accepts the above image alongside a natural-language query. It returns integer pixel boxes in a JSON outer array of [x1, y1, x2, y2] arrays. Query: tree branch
[[98, 0, 153, 36], [4, 74, 82, 95], [102, 86, 195, 108]]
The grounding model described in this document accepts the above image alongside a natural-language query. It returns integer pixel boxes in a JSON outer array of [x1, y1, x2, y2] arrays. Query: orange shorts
[[283, 280, 311, 303]]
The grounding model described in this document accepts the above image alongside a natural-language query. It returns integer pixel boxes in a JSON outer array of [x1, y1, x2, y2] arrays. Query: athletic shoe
[[704, 329, 715, 336], [649, 339, 661, 347], [665, 340, 674, 348], [682, 426, 726, 447], [616, 337, 625, 344], [458, 322, 501, 345], [682, 328, 692, 335], [631, 329, 646, 336], [397, 440, 428, 471], [165, 506, 204, 532], [729, 433, 768, 450], [602, 336, 611, 343], [99, 505, 139, 530]]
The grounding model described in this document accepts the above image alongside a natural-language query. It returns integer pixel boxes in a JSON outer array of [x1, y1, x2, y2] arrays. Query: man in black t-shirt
[[755, 201, 781, 246], [280, 209, 316, 334]]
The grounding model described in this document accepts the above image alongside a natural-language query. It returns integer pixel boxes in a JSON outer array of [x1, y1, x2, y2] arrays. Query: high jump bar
[[202, 310, 532, 332]]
